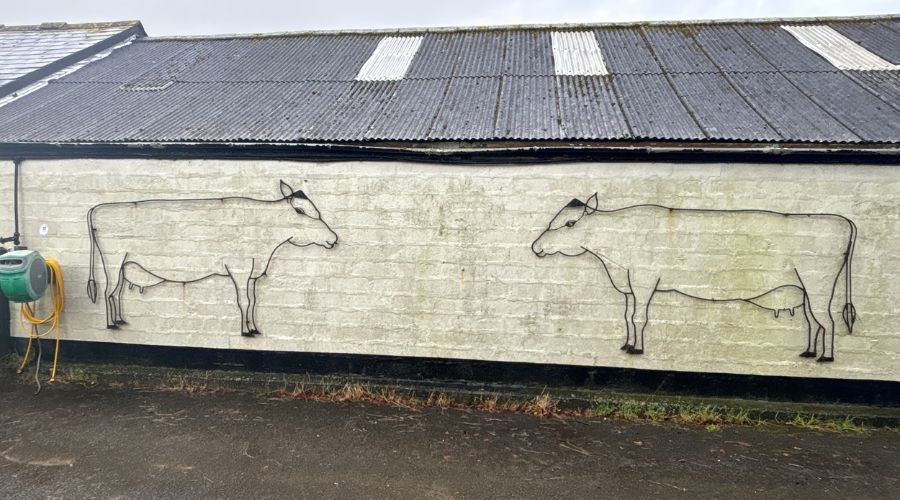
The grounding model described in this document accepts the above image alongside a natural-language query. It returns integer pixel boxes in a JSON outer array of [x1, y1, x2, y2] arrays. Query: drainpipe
[[1, 159, 21, 353], [1, 159, 21, 247]]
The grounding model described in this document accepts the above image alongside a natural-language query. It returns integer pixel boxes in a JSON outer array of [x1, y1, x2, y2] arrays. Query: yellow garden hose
[[17, 258, 64, 385]]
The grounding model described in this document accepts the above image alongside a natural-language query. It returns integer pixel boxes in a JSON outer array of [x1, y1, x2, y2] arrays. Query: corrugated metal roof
[[692, 25, 777, 72], [366, 79, 449, 140], [427, 77, 500, 141], [301, 81, 397, 140], [594, 28, 661, 74], [831, 21, 900, 63], [782, 25, 900, 70], [405, 32, 464, 78], [494, 76, 563, 139], [669, 72, 781, 141], [727, 72, 860, 142], [555, 76, 629, 139], [611, 74, 706, 140], [505, 30, 555, 76], [453, 32, 507, 77], [784, 71, 900, 142], [0, 21, 144, 99], [641, 26, 719, 73], [732, 24, 837, 72], [846, 70, 900, 109], [427, 77, 500, 140], [0, 17, 898, 146]]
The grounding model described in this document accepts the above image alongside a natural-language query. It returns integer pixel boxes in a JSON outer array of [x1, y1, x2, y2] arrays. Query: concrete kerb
[[4, 356, 898, 429]]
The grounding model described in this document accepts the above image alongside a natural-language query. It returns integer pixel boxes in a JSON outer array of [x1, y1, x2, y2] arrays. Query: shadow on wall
[[532, 193, 857, 363], [86, 181, 338, 337]]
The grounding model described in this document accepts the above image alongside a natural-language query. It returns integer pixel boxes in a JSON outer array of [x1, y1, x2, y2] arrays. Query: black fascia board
[[0, 141, 898, 165]]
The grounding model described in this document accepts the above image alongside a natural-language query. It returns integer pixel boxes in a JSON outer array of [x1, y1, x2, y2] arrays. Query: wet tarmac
[[1, 377, 897, 499]]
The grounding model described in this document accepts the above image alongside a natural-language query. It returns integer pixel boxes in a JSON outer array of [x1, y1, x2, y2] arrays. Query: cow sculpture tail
[[841, 219, 858, 334], [86, 207, 99, 304]]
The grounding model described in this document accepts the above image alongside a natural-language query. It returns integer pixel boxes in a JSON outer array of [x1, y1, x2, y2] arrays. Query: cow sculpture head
[[280, 180, 338, 249], [531, 193, 598, 257]]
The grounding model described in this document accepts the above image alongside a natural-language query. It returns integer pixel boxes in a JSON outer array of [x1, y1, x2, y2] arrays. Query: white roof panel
[[782, 24, 900, 71], [551, 31, 608, 76], [355, 36, 423, 81]]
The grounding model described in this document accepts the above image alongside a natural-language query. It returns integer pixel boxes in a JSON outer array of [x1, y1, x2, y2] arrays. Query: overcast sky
[[3, 1, 897, 36]]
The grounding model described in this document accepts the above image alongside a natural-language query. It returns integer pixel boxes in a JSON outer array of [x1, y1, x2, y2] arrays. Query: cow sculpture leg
[[113, 266, 127, 326], [799, 294, 819, 358], [807, 297, 835, 362], [226, 265, 250, 337], [627, 279, 660, 355], [797, 274, 837, 362], [104, 253, 129, 329], [247, 277, 260, 335], [620, 293, 635, 350], [225, 261, 262, 337]]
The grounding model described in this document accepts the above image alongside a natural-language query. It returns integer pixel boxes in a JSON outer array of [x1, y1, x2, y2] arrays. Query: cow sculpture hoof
[[620, 343, 631, 351], [817, 356, 834, 363], [249, 329, 261, 336], [106, 324, 119, 330], [115, 320, 128, 325], [799, 351, 817, 358], [626, 347, 644, 355], [240, 331, 254, 337]]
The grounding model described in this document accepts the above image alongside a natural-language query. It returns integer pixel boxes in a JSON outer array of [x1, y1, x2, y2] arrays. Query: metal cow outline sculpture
[[87, 181, 338, 336], [531, 194, 857, 362]]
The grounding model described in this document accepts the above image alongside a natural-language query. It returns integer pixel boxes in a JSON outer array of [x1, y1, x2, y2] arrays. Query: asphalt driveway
[[0, 377, 897, 499]]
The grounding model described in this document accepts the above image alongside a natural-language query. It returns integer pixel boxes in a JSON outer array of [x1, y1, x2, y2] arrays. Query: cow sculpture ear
[[586, 193, 599, 212], [279, 180, 293, 199]]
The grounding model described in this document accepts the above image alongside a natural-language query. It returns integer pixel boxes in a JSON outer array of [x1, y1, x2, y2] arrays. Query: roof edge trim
[[137, 14, 900, 41]]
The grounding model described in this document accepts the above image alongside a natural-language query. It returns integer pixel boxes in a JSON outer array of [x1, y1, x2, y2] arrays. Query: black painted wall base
[[0, 295, 9, 355], [11, 338, 898, 406]]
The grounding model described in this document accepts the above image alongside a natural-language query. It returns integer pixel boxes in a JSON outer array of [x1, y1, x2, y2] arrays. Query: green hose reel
[[0, 249, 48, 303]]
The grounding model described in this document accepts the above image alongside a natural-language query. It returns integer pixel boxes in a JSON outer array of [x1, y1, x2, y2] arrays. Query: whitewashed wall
[[1, 158, 897, 381]]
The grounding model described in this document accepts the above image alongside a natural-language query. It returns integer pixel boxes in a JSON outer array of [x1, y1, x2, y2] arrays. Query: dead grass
[[270, 384, 878, 432], [425, 391, 453, 409], [157, 376, 215, 395], [9, 359, 882, 432], [267, 382, 570, 418], [474, 394, 500, 412], [525, 392, 558, 417], [332, 382, 366, 401], [587, 400, 772, 429]]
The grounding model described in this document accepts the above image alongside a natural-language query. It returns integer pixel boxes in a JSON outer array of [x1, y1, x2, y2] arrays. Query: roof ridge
[[0, 20, 142, 32], [137, 14, 900, 41]]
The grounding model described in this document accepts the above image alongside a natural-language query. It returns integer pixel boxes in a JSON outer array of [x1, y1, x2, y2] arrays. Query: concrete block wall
[[1, 158, 897, 381]]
